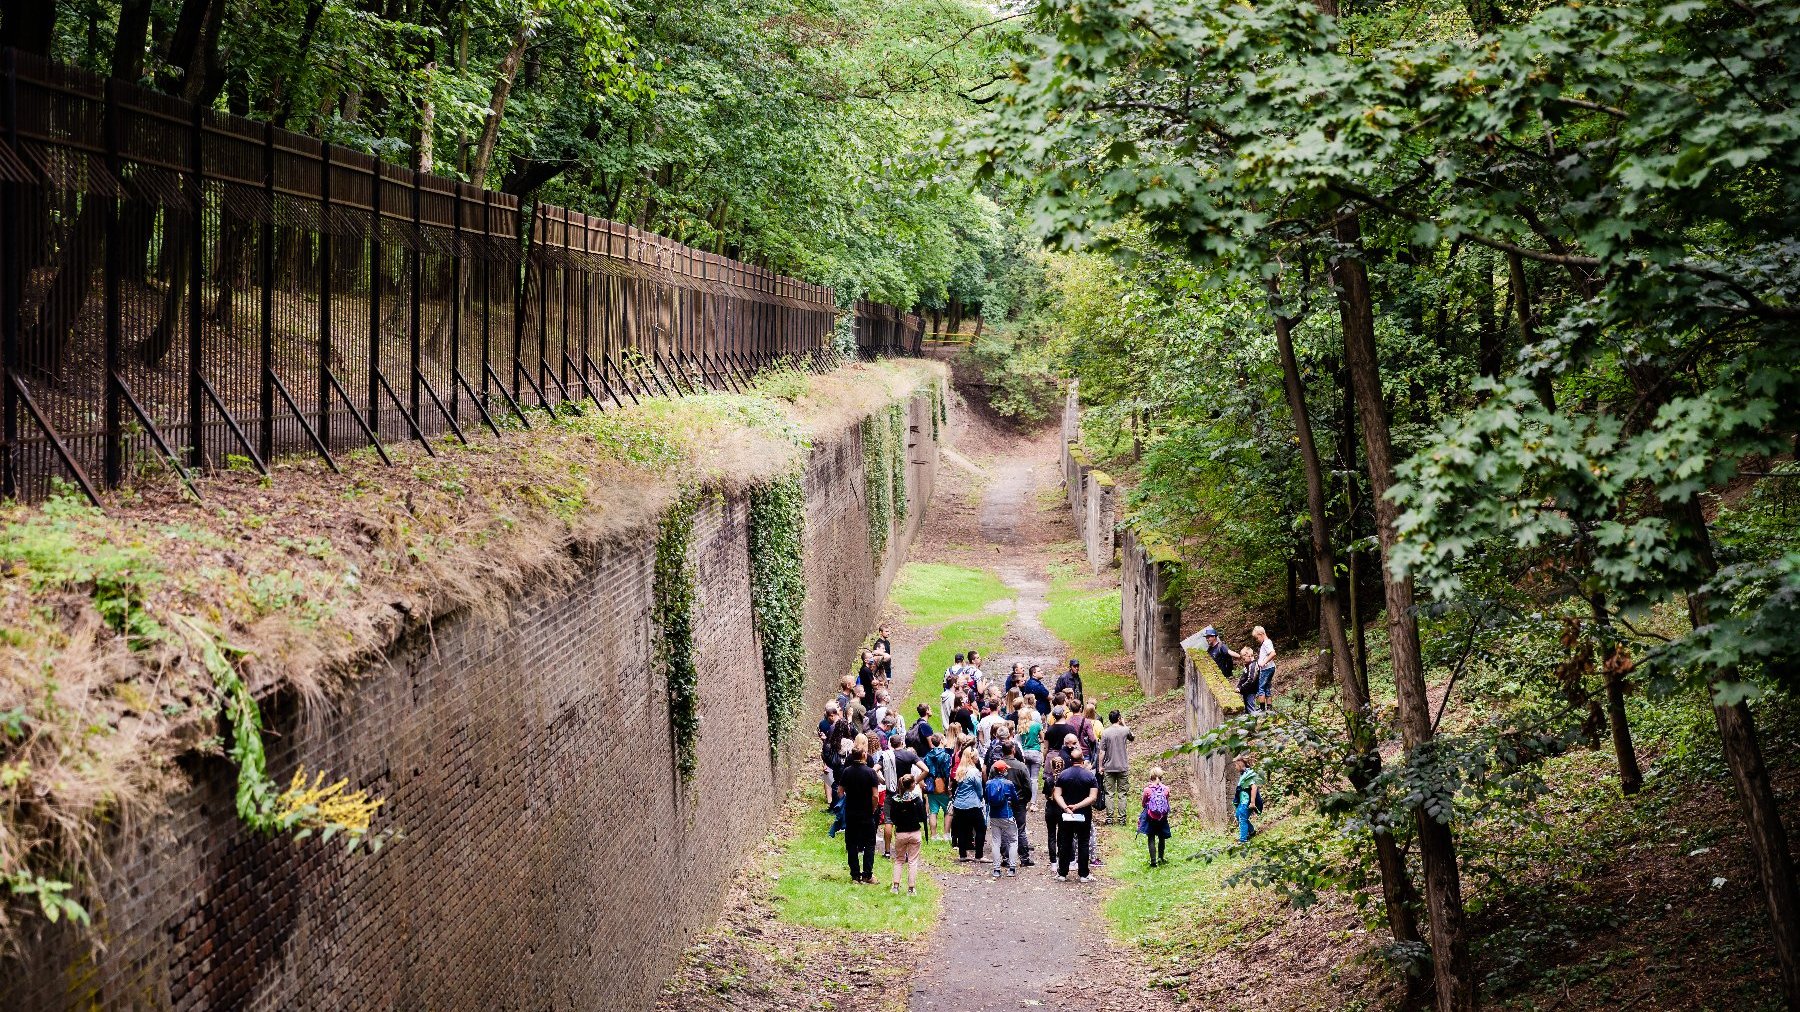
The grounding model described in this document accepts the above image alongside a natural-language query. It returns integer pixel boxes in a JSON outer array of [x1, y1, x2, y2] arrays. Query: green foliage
[[962, 332, 1059, 426], [888, 403, 909, 522], [748, 471, 808, 757], [1040, 562, 1124, 670], [889, 562, 1011, 625], [862, 414, 893, 559], [655, 488, 705, 782]]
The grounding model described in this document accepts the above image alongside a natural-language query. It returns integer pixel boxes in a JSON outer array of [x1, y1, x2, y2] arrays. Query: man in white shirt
[[976, 701, 1006, 751], [1251, 625, 1277, 711]]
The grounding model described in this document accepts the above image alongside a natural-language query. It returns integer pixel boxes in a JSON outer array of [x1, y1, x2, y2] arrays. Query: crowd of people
[[818, 636, 1180, 890]]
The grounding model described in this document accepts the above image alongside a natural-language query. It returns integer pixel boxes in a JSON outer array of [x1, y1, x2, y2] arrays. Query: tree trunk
[[1270, 276, 1425, 979], [1334, 216, 1476, 1012], [1678, 497, 1800, 1006], [469, 16, 535, 190]]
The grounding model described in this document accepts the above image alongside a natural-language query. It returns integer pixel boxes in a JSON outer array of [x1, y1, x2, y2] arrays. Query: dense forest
[[0, 0, 1032, 315], [973, 0, 1800, 1009], [4, 0, 1798, 1009]]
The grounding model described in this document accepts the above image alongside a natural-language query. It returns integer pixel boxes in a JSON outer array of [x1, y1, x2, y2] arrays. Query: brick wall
[[1119, 527, 1184, 696], [1058, 383, 1117, 574], [0, 389, 940, 1011]]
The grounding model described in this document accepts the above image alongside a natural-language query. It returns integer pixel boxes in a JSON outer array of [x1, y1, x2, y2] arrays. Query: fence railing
[[0, 49, 916, 506]]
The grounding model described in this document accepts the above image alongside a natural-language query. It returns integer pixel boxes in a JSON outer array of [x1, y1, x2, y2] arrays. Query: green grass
[[1101, 818, 1267, 957], [890, 561, 1012, 625], [770, 784, 943, 931], [1041, 560, 1124, 663], [904, 613, 1009, 718]]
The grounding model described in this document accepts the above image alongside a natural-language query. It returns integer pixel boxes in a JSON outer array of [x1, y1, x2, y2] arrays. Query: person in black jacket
[[1053, 659, 1084, 703], [907, 703, 935, 754]]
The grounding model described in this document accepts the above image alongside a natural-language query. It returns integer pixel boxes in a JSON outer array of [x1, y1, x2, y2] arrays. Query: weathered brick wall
[[1181, 647, 1242, 829], [1, 389, 940, 1011], [1059, 382, 1116, 574]]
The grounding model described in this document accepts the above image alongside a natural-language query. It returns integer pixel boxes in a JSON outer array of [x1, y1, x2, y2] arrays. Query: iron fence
[[0, 49, 916, 507]]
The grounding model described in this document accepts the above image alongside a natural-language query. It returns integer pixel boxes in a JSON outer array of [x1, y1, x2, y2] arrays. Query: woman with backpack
[[923, 734, 954, 839], [1138, 767, 1173, 867], [889, 772, 929, 894]]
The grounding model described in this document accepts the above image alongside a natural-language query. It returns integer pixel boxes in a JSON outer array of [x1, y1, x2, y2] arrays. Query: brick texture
[[0, 391, 940, 1011]]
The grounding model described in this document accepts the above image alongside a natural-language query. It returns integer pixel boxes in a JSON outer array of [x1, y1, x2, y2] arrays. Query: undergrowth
[[749, 470, 808, 758]]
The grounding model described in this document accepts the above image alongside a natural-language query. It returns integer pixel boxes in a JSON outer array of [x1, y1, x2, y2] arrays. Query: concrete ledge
[[1185, 645, 1244, 718]]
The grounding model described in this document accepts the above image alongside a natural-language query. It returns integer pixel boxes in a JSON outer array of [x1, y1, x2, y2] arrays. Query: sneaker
[[1058, 874, 1070, 881], [1079, 875, 1094, 883], [889, 884, 900, 894], [907, 886, 917, 896], [1006, 868, 1018, 877], [1020, 858, 1036, 867], [991, 869, 1003, 879]]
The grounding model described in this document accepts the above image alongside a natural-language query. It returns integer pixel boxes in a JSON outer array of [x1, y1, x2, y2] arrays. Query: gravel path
[[909, 426, 1113, 1012]]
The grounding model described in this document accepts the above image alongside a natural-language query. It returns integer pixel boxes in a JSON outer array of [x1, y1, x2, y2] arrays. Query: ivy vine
[[747, 471, 808, 758], [888, 403, 908, 522], [655, 488, 704, 781], [862, 414, 892, 559], [929, 383, 944, 440]]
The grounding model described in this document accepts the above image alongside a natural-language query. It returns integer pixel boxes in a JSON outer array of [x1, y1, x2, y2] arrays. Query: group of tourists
[[818, 636, 1179, 891], [1190, 623, 1281, 714]]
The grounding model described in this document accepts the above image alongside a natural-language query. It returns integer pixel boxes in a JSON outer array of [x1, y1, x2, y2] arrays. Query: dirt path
[[903, 420, 1173, 1012]]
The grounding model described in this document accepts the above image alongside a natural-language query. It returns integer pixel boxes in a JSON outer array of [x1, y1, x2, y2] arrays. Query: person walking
[[950, 752, 987, 861], [1053, 743, 1100, 881], [1234, 755, 1262, 843], [889, 772, 928, 894], [839, 747, 880, 883], [985, 760, 1022, 877], [1251, 625, 1277, 711], [923, 734, 953, 839], [1099, 710, 1135, 827], [1139, 767, 1173, 866]]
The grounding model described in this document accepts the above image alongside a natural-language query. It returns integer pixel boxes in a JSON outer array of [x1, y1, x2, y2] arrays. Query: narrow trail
[[907, 431, 1088, 1012]]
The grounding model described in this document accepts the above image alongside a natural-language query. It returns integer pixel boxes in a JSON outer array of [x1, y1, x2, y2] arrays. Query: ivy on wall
[[862, 415, 892, 559], [747, 470, 808, 758], [888, 403, 908, 522], [655, 489, 704, 782]]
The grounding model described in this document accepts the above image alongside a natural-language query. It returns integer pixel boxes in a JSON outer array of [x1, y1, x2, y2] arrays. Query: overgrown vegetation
[[977, 0, 1800, 1005], [888, 404, 909, 523], [655, 490, 704, 782], [748, 471, 809, 757], [0, 358, 944, 951], [863, 414, 894, 560]]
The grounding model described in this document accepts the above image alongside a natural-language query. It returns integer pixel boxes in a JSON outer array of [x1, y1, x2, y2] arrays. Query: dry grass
[[0, 358, 946, 948]]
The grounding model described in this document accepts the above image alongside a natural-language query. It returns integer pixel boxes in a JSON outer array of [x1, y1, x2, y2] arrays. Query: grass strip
[[770, 785, 943, 931], [890, 562, 1012, 625]]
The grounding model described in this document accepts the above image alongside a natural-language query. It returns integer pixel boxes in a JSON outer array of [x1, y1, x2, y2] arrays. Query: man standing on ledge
[[1054, 658, 1084, 704]]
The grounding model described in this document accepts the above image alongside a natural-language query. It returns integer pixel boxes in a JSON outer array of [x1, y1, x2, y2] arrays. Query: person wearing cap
[[988, 741, 1036, 866], [1198, 626, 1236, 682], [984, 758, 1022, 877], [1054, 658, 1084, 703]]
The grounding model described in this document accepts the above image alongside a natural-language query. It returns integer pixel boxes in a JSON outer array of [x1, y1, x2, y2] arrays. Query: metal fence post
[[1, 50, 16, 499], [450, 181, 462, 424], [409, 166, 423, 427], [102, 79, 122, 488], [187, 104, 205, 469], [369, 156, 382, 440], [260, 121, 275, 463], [318, 141, 333, 451]]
